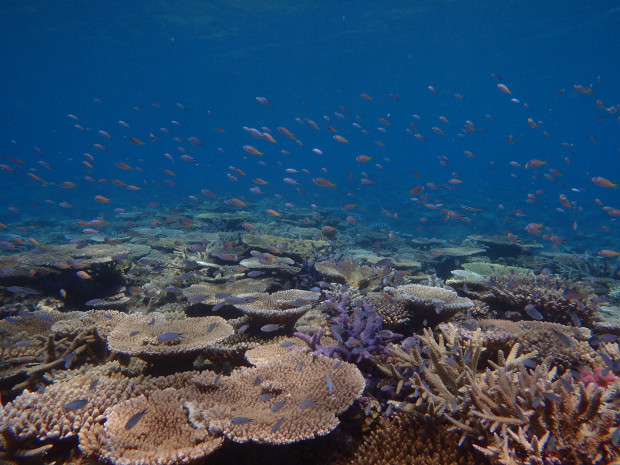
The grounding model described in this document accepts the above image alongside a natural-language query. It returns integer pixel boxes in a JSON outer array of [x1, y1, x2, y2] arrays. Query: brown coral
[[1, 372, 145, 440], [485, 272, 602, 327], [107, 315, 233, 360], [231, 289, 321, 327], [337, 410, 486, 465], [79, 388, 223, 465], [450, 319, 600, 373], [315, 261, 381, 289], [356, 284, 474, 329], [447, 364, 619, 465], [186, 350, 365, 445]]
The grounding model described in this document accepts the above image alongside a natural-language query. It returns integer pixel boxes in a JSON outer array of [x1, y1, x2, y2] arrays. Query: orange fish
[[115, 162, 133, 170], [253, 178, 269, 185], [127, 185, 141, 190], [277, 127, 296, 139], [356, 155, 372, 162], [598, 249, 620, 257], [94, 195, 111, 203], [229, 198, 248, 207], [559, 194, 571, 209], [497, 83, 512, 94], [360, 93, 373, 100], [128, 137, 145, 145], [525, 159, 548, 169], [591, 177, 618, 188], [265, 209, 281, 217], [76, 270, 92, 280], [333, 135, 348, 143], [59, 181, 77, 188], [342, 204, 357, 210], [313, 177, 336, 187], [27, 173, 48, 185], [243, 145, 263, 156]]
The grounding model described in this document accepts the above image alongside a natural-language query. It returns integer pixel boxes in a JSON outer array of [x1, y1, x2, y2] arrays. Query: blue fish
[[157, 332, 184, 343], [297, 400, 317, 410], [125, 409, 147, 430], [231, 416, 253, 425], [271, 417, 284, 433], [65, 398, 89, 411], [271, 400, 286, 412]]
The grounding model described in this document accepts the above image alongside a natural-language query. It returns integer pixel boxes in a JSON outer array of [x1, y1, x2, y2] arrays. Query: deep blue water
[[0, 1, 619, 253]]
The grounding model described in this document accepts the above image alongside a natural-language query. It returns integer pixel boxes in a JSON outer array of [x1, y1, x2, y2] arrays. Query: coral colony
[[0, 228, 619, 465]]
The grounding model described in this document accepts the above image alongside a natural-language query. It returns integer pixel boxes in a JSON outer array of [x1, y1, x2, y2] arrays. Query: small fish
[[524, 304, 544, 320], [65, 398, 89, 411], [271, 400, 286, 412], [552, 330, 574, 347], [231, 416, 254, 424], [157, 332, 184, 342], [207, 322, 217, 332], [261, 324, 283, 332], [298, 400, 317, 410], [272, 417, 285, 433], [259, 394, 275, 402], [125, 409, 147, 430], [326, 374, 334, 394], [542, 392, 561, 403]]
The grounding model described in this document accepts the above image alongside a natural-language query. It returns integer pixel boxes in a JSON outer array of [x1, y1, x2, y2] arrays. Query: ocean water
[[0, 0, 618, 253]]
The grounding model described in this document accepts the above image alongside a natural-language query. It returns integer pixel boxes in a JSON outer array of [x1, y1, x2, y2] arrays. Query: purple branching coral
[[294, 292, 402, 364]]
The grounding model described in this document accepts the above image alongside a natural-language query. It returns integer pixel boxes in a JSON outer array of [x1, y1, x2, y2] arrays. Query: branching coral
[[446, 364, 619, 464]]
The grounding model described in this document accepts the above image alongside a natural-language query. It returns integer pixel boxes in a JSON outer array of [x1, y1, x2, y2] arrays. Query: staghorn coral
[[449, 319, 599, 374], [447, 364, 619, 465], [186, 350, 365, 445], [79, 388, 223, 465], [295, 292, 401, 364], [403, 325, 487, 416], [107, 315, 233, 360], [485, 272, 602, 327], [232, 289, 321, 327]]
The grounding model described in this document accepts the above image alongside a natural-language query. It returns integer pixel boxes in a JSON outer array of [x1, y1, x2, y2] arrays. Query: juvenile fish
[[271, 400, 286, 412], [231, 416, 253, 425], [298, 400, 317, 410], [65, 398, 89, 411], [125, 409, 148, 430], [524, 304, 544, 320], [261, 324, 283, 333], [157, 332, 184, 343], [271, 417, 285, 433]]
